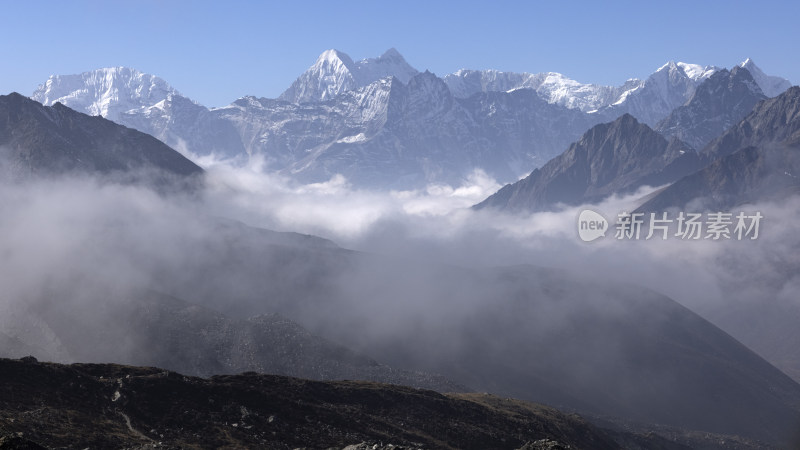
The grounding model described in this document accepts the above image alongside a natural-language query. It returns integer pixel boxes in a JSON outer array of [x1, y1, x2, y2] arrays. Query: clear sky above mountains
[[2, 0, 797, 107]]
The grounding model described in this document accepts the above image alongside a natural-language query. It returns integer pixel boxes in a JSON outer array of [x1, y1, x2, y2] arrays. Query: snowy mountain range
[[29, 49, 792, 189], [476, 64, 772, 212], [215, 72, 599, 187], [442, 60, 717, 124]]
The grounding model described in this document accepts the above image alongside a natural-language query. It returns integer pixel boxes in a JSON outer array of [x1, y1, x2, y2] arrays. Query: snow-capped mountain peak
[[317, 48, 354, 65], [600, 60, 722, 125], [738, 58, 792, 97], [279, 48, 418, 103], [653, 61, 718, 82], [31, 67, 178, 121], [30, 67, 247, 161], [312, 49, 358, 77]]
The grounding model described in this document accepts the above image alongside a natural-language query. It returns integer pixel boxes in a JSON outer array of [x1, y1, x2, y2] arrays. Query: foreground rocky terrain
[[0, 358, 783, 450]]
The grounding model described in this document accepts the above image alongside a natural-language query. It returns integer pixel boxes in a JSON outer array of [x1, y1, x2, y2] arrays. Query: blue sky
[[2, 0, 797, 107]]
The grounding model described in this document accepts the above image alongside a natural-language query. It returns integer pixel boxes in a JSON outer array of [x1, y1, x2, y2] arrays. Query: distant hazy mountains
[[0, 92, 202, 182], [639, 85, 800, 212], [477, 65, 787, 212], [30, 50, 791, 188], [475, 114, 700, 211]]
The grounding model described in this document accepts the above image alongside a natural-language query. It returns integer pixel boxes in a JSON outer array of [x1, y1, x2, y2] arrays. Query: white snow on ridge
[[279, 48, 419, 104], [676, 62, 718, 81], [445, 59, 729, 118], [444, 68, 628, 113], [654, 61, 717, 81], [31, 67, 179, 121], [611, 84, 642, 106]]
